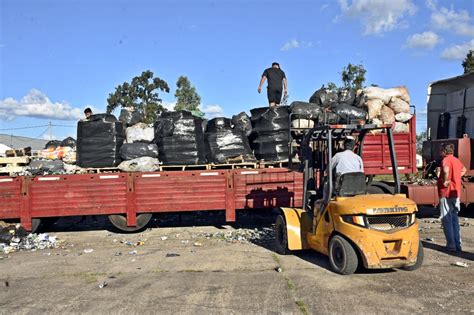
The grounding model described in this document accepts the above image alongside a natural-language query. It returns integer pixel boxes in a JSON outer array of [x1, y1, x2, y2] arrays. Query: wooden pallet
[[159, 164, 210, 171], [258, 160, 289, 169], [210, 162, 257, 170], [5, 147, 31, 157], [83, 167, 121, 174], [0, 156, 30, 167], [0, 166, 26, 175]]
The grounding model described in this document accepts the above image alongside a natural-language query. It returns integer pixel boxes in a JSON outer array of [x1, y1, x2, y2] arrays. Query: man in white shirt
[[332, 138, 364, 176]]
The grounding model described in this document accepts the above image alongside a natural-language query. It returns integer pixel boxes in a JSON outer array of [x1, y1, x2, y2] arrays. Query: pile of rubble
[[0, 223, 60, 255], [191, 227, 274, 244]]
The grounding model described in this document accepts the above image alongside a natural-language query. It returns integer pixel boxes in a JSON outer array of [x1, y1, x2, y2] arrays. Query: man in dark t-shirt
[[258, 62, 287, 106]]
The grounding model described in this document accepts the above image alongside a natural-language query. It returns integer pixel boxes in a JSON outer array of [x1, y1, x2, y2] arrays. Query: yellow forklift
[[275, 123, 423, 274]]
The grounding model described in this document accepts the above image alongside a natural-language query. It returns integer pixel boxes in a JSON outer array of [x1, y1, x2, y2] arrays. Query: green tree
[[174, 76, 202, 116], [341, 63, 366, 90], [416, 130, 428, 154], [462, 50, 474, 74], [107, 70, 170, 124]]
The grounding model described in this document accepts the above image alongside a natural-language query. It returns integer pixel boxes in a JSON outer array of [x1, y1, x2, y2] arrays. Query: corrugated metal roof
[[0, 134, 49, 150], [429, 72, 474, 91]]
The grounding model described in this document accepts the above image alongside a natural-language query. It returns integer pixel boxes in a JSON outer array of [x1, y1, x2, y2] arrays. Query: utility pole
[[49, 121, 52, 140]]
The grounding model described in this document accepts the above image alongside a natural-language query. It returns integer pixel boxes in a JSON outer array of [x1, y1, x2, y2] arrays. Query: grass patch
[[272, 253, 281, 265], [80, 272, 106, 284], [181, 270, 204, 273], [285, 276, 295, 290], [295, 300, 309, 315]]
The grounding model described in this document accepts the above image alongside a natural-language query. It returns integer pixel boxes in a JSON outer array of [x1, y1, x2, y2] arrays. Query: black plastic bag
[[29, 159, 65, 175], [119, 108, 142, 126], [251, 106, 289, 134], [205, 117, 233, 133], [331, 104, 367, 123], [309, 87, 338, 107], [317, 111, 339, 125], [250, 107, 269, 122], [289, 101, 322, 119], [87, 113, 118, 123], [154, 111, 207, 165], [338, 89, 356, 106], [77, 116, 125, 168], [205, 118, 254, 163], [120, 143, 159, 160], [231, 112, 252, 137], [60, 137, 77, 148]]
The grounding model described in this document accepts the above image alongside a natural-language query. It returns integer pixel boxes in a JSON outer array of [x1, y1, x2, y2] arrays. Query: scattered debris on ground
[[0, 224, 62, 255]]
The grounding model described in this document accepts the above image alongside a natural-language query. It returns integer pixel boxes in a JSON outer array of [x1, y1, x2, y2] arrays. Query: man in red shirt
[[437, 143, 467, 252]]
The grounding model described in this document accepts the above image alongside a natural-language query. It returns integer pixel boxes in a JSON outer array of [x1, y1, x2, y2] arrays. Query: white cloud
[[0, 89, 84, 121], [280, 39, 313, 51], [441, 39, 474, 60], [201, 105, 223, 118], [406, 31, 440, 49], [320, 3, 330, 11], [428, 2, 474, 37], [337, 0, 417, 35], [161, 101, 176, 111]]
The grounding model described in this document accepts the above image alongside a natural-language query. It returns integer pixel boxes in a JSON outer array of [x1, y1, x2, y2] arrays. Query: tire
[[108, 213, 153, 233], [328, 235, 359, 275], [31, 218, 41, 233], [402, 241, 424, 271], [274, 215, 290, 255]]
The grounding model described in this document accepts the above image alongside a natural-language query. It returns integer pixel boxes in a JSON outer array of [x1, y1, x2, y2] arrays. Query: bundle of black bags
[[250, 106, 290, 161], [307, 86, 367, 124], [154, 111, 207, 165], [204, 117, 254, 163], [77, 114, 125, 168]]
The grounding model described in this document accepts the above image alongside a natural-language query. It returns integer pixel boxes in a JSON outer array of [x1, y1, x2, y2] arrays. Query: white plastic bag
[[126, 123, 155, 143], [118, 157, 160, 172]]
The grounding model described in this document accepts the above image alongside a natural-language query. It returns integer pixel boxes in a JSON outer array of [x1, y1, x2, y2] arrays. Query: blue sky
[[1, 0, 473, 140]]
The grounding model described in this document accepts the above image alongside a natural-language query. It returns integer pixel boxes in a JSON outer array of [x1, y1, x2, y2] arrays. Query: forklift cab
[[301, 123, 401, 216]]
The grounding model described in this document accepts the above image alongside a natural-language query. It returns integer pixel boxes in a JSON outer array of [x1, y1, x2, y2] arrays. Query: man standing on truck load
[[438, 143, 467, 252], [258, 62, 288, 107]]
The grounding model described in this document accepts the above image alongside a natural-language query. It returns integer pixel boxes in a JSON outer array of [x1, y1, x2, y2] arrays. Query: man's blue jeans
[[439, 197, 461, 250]]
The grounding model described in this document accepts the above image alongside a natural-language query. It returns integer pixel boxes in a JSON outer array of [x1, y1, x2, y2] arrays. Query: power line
[[0, 124, 75, 131], [0, 124, 49, 131]]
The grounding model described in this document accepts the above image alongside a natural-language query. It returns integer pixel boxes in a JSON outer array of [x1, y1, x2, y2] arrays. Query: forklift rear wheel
[[401, 241, 424, 271], [108, 213, 153, 232], [274, 215, 290, 255], [329, 235, 358, 275]]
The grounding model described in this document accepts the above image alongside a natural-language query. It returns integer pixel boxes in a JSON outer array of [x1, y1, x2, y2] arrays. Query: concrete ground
[[1, 208, 473, 314]]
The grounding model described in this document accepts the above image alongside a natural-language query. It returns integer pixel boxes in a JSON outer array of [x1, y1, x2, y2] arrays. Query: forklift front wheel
[[274, 215, 290, 255], [108, 213, 153, 233], [329, 235, 358, 275], [401, 241, 424, 271]]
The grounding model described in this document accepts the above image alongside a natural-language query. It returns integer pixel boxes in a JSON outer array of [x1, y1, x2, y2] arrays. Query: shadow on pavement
[[421, 241, 474, 261]]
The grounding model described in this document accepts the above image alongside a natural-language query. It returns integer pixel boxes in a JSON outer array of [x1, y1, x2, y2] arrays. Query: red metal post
[[19, 177, 32, 230], [126, 173, 137, 226], [225, 171, 236, 222]]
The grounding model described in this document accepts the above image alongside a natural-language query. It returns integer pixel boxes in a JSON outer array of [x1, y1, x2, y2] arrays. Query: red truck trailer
[[0, 115, 420, 232], [0, 167, 303, 232]]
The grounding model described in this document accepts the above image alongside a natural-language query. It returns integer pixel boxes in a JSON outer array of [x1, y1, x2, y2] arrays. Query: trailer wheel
[[402, 241, 424, 271], [31, 218, 41, 233], [108, 213, 153, 232], [274, 215, 290, 255], [329, 235, 358, 275]]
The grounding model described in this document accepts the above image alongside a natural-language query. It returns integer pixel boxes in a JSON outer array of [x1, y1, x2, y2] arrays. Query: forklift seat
[[335, 172, 367, 197]]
